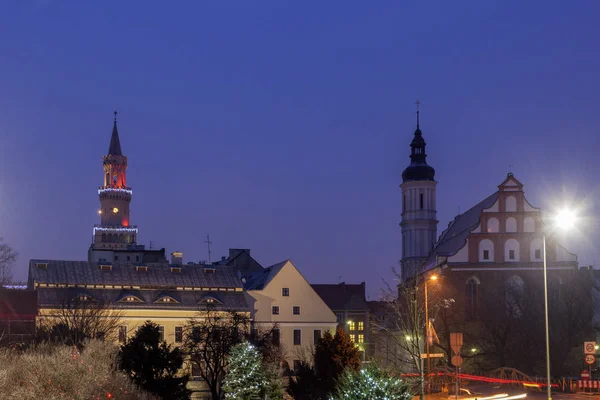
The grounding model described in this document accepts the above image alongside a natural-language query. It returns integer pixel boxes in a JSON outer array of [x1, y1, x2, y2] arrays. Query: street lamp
[[425, 274, 438, 393], [543, 208, 576, 400]]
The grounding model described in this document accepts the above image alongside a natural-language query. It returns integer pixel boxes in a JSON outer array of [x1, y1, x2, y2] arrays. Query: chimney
[[171, 251, 183, 265]]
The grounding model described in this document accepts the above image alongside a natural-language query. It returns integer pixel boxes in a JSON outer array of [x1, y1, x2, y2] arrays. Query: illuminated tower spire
[[92, 112, 137, 251]]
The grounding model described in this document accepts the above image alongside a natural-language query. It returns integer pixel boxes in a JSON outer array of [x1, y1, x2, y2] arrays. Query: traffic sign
[[421, 353, 445, 359], [582, 370, 590, 379], [585, 355, 596, 365], [450, 333, 463, 355], [452, 355, 463, 367], [585, 342, 596, 354]]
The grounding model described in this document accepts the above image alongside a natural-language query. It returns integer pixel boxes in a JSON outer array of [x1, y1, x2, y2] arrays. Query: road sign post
[[450, 333, 464, 400], [585, 342, 596, 355]]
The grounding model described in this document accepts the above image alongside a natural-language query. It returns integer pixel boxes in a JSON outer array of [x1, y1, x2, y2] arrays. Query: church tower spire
[[400, 101, 438, 281], [91, 112, 137, 253]]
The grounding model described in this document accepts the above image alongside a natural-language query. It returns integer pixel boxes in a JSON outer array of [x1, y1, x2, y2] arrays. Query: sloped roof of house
[[243, 260, 288, 290], [426, 191, 499, 265], [28, 259, 243, 289], [37, 288, 248, 311], [311, 283, 369, 311]]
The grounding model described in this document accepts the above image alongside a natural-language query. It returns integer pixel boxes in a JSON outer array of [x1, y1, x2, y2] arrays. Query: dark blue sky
[[1, 1, 598, 298]]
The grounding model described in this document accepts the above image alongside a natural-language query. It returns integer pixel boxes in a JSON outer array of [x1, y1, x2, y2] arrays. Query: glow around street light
[[555, 209, 576, 230], [430, 275, 438, 281]]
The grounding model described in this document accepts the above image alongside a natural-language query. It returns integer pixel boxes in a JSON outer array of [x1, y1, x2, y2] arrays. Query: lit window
[[358, 321, 364, 331], [293, 306, 300, 315], [348, 321, 355, 331], [272, 306, 280, 315], [158, 325, 164, 341], [206, 298, 215, 303], [282, 288, 289, 296], [358, 334, 364, 343], [112, 207, 119, 214], [349, 334, 355, 342]]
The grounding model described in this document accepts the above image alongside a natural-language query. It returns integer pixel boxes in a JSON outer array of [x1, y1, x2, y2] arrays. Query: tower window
[[535, 249, 541, 259], [483, 250, 489, 260], [509, 250, 515, 260], [420, 193, 424, 210]]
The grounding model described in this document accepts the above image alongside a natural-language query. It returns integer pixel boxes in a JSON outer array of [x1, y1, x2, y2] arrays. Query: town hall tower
[[400, 104, 438, 281], [91, 112, 138, 251]]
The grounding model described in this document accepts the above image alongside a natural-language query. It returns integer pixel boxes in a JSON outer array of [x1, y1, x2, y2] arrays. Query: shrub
[[119, 321, 190, 400], [0, 340, 157, 399], [331, 364, 412, 400]]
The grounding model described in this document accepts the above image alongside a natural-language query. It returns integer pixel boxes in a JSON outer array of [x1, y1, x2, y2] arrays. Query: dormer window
[[119, 295, 144, 303], [170, 267, 182, 273], [203, 267, 216, 274], [35, 263, 48, 269], [155, 296, 178, 303], [75, 295, 95, 302], [99, 264, 112, 271], [199, 297, 221, 305], [135, 265, 148, 272]]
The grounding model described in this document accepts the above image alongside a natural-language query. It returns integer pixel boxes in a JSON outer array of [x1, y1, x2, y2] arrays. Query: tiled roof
[[425, 192, 499, 266], [28, 259, 243, 289], [311, 283, 368, 311], [37, 287, 248, 311], [244, 260, 288, 290]]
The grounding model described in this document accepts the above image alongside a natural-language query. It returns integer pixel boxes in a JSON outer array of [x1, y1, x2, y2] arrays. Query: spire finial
[[114, 111, 118, 122], [415, 99, 421, 129]]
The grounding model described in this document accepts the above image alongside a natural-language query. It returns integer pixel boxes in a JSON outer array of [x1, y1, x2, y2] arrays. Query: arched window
[[465, 277, 480, 319], [530, 238, 543, 261], [505, 196, 517, 212], [523, 217, 535, 232], [504, 238, 520, 262], [487, 217, 499, 233], [101, 233, 107, 242], [505, 275, 525, 318], [506, 217, 517, 233], [479, 239, 494, 262]]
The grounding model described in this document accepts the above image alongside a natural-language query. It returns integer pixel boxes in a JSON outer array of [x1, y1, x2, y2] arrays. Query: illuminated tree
[[332, 364, 412, 400], [222, 342, 267, 399]]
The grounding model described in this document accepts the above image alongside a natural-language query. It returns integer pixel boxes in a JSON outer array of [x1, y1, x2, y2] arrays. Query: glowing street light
[[543, 208, 576, 400], [425, 274, 439, 393]]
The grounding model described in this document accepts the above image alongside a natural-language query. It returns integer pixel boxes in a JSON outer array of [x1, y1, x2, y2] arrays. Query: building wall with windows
[[245, 260, 338, 369], [311, 282, 370, 360]]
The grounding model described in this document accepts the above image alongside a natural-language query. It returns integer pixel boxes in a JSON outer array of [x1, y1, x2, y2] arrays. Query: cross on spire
[[415, 99, 422, 128], [114, 110, 117, 121]]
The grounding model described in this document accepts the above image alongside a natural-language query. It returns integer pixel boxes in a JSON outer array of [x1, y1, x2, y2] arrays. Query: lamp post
[[542, 209, 576, 400], [425, 274, 438, 393]]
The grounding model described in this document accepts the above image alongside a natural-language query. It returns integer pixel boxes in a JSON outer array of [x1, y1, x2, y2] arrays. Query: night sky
[[1, 1, 598, 298]]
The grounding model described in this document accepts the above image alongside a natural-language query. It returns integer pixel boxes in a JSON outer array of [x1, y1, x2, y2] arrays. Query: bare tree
[[0, 237, 17, 286], [374, 267, 444, 400], [183, 307, 250, 400], [37, 297, 124, 346]]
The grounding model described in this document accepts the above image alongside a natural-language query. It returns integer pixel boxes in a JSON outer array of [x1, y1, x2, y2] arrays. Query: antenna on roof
[[205, 234, 213, 264], [338, 275, 342, 283]]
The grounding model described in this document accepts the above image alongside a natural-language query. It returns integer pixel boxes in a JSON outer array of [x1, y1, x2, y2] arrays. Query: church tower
[[400, 103, 438, 281], [92, 112, 138, 251]]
